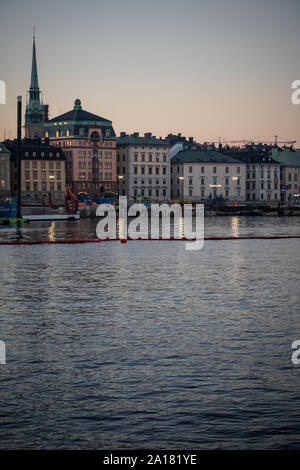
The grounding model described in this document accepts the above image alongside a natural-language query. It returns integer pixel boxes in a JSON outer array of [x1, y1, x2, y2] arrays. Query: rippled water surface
[[0, 217, 300, 449]]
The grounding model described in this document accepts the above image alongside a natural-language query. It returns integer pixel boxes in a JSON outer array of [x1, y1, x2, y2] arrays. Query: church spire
[[29, 29, 40, 98], [25, 30, 44, 138]]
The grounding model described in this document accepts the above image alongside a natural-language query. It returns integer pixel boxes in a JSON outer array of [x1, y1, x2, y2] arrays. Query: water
[[0, 217, 300, 449]]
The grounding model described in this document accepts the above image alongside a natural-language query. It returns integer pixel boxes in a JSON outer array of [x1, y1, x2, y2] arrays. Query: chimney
[[120, 132, 127, 137], [144, 132, 152, 138], [188, 137, 193, 143], [132, 132, 139, 137]]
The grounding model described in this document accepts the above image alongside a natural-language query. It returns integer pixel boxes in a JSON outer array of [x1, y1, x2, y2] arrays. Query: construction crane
[[274, 135, 296, 146]]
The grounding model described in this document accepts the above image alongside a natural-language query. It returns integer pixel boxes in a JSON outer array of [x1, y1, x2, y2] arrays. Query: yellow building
[[6, 139, 66, 206]]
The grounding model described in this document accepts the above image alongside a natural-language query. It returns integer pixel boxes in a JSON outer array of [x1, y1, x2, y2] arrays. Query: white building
[[171, 150, 246, 201], [225, 150, 281, 203], [116, 133, 170, 202]]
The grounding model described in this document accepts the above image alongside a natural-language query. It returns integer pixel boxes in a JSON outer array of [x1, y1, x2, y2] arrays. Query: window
[[32, 171, 38, 180], [225, 177, 229, 185], [149, 167, 152, 175], [213, 167, 216, 173], [201, 177, 205, 185], [189, 189, 193, 196], [225, 167, 229, 174], [134, 167, 138, 175], [163, 167, 167, 175], [134, 154, 138, 161], [25, 161, 29, 169], [41, 171, 46, 180], [141, 167, 145, 175], [25, 171, 30, 180], [32, 161, 37, 169], [50, 183, 54, 191], [201, 167, 204, 173], [26, 183, 30, 191], [189, 166, 193, 173], [57, 183, 61, 191], [33, 182, 38, 191], [163, 154, 167, 162], [156, 167, 159, 175], [141, 153, 145, 161], [149, 154, 152, 162], [237, 167, 240, 174], [56, 171, 61, 180]]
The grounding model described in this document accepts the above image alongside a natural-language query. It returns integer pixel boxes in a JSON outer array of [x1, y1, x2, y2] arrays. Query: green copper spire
[[29, 29, 40, 100], [25, 30, 44, 135]]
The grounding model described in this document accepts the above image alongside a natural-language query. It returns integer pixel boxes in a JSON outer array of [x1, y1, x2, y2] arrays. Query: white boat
[[25, 212, 80, 221]]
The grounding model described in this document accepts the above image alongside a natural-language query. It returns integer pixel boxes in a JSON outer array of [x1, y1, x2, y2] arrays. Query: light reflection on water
[[0, 218, 300, 449], [0, 216, 300, 242]]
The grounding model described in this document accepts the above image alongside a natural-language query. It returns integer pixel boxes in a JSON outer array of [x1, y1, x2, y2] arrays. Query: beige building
[[171, 150, 246, 201], [116, 133, 170, 202], [6, 139, 66, 205], [0, 143, 11, 198]]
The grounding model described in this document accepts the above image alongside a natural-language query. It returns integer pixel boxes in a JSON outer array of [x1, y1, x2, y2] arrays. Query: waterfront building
[[271, 148, 300, 203], [0, 143, 11, 198], [6, 138, 66, 205], [225, 149, 281, 203], [171, 150, 246, 201], [25, 34, 47, 139], [116, 132, 170, 202], [44, 99, 116, 197]]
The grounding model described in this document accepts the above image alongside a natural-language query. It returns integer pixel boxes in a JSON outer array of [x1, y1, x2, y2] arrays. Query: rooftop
[[48, 99, 112, 124], [172, 150, 244, 164], [271, 149, 300, 167], [117, 133, 168, 147]]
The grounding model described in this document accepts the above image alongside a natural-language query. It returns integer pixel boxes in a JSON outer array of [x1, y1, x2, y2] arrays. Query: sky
[[0, 0, 299, 145]]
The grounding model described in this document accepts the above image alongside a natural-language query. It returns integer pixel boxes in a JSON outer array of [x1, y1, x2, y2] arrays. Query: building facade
[[116, 133, 170, 202], [271, 148, 300, 203], [25, 34, 46, 139], [6, 139, 66, 205], [171, 150, 246, 201], [44, 99, 116, 197], [226, 150, 281, 202], [0, 143, 11, 198]]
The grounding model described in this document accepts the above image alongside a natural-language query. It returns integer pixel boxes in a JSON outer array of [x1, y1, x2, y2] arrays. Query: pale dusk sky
[[0, 0, 299, 145]]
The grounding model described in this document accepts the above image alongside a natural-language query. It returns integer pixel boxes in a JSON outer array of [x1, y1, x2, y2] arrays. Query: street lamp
[[118, 175, 123, 199], [179, 176, 184, 203]]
